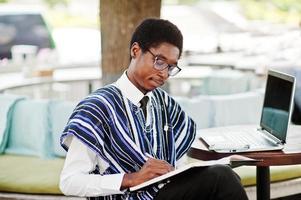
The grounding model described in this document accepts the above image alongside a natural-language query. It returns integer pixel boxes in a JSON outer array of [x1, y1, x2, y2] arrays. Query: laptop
[[200, 70, 296, 153]]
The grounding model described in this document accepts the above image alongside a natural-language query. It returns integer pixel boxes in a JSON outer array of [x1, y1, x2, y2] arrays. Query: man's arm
[[60, 137, 124, 197], [60, 137, 174, 196]]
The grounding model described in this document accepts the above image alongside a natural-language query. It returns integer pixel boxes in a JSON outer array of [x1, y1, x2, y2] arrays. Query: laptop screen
[[260, 70, 295, 143]]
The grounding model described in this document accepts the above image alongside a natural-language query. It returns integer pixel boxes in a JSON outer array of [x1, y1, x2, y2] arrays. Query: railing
[[0, 67, 102, 101]]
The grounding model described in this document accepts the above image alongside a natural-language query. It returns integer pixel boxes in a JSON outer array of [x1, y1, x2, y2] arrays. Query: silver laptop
[[201, 70, 296, 153]]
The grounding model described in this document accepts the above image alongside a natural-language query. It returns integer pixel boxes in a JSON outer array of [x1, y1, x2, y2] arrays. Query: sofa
[[0, 92, 300, 200], [0, 94, 80, 199]]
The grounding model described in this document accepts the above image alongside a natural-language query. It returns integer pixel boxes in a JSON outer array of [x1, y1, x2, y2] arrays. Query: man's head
[[130, 18, 183, 58], [127, 18, 183, 94]]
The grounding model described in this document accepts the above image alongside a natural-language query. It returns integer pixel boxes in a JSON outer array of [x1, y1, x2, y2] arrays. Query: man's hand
[[121, 158, 174, 189]]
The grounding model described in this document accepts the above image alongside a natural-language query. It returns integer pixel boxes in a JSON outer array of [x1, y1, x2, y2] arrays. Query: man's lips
[[151, 78, 164, 86]]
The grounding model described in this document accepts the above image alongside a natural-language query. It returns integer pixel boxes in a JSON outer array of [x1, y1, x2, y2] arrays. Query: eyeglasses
[[147, 49, 182, 76]]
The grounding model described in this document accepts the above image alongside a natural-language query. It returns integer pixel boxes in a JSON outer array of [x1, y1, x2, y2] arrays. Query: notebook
[[201, 70, 296, 153], [129, 155, 259, 191]]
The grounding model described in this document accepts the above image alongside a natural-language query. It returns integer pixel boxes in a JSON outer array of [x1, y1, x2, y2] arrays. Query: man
[[60, 18, 248, 200]]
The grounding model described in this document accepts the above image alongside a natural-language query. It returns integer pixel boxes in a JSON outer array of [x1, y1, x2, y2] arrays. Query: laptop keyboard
[[225, 130, 274, 148]]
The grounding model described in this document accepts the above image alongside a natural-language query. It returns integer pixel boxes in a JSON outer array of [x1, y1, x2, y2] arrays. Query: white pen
[[145, 152, 154, 158]]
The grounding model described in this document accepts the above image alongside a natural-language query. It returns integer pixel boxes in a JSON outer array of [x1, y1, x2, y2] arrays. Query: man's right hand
[[121, 157, 174, 189]]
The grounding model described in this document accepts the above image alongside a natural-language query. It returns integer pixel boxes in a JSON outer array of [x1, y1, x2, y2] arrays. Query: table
[[188, 125, 301, 200]]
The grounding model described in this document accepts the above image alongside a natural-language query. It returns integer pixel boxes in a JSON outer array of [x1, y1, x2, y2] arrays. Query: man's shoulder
[[92, 85, 121, 98], [80, 85, 122, 106]]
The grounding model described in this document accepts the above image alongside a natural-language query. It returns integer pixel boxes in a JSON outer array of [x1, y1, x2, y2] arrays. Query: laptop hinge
[[259, 129, 283, 145]]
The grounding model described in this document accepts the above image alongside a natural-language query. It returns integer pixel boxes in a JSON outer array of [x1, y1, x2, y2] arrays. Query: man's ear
[[130, 42, 140, 59]]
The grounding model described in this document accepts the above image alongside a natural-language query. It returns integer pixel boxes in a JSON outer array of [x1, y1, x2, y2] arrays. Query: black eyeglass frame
[[147, 49, 182, 76]]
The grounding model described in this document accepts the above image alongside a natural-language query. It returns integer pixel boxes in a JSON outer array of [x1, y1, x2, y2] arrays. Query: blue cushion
[[5, 99, 52, 158], [211, 91, 264, 127], [202, 69, 249, 95], [49, 100, 77, 157], [174, 96, 213, 129], [0, 94, 25, 153]]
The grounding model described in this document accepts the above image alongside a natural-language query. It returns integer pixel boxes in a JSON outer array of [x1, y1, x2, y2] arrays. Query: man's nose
[[160, 67, 169, 79]]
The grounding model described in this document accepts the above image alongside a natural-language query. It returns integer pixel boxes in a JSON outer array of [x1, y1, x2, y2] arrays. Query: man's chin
[[144, 85, 159, 92]]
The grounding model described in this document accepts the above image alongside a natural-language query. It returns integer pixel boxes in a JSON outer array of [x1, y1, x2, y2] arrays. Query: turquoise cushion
[[5, 99, 52, 158], [175, 96, 213, 129], [49, 100, 77, 157], [0, 94, 25, 153], [202, 69, 249, 95]]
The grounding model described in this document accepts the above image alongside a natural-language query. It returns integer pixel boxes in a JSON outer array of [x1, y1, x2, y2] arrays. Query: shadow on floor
[[274, 193, 301, 200]]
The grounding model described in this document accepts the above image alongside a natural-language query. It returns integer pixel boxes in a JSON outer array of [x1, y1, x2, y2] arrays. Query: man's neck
[[114, 71, 150, 106]]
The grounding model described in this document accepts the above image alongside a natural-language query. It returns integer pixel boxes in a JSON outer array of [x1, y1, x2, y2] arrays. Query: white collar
[[114, 71, 152, 106]]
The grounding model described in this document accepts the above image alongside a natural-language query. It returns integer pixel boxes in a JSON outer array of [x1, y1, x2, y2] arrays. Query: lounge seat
[[235, 165, 301, 199], [0, 154, 84, 199], [1, 154, 301, 200]]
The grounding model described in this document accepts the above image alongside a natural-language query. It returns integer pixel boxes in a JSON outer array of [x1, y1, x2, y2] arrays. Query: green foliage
[[177, 0, 199, 4], [43, 0, 69, 8], [163, 0, 199, 5], [0, 0, 9, 3], [271, 0, 301, 12], [239, 0, 301, 24], [45, 10, 99, 28], [41, 0, 98, 28]]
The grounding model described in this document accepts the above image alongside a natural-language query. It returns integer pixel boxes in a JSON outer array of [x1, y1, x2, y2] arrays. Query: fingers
[[146, 158, 174, 171], [128, 158, 174, 186], [143, 158, 174, 176]]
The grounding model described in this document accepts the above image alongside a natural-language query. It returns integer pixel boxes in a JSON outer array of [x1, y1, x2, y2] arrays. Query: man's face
[[128, 42, 180, 94]]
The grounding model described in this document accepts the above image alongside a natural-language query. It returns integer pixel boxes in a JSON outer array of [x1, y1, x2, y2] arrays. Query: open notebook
[[129, 155, 259, 191]]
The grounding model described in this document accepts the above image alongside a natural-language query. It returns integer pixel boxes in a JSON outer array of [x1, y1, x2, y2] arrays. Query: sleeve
[[60, 96, 111, 163], [166, 95, 196, 160], [60, 136, 125, 197], [60, 93, 147, 176]]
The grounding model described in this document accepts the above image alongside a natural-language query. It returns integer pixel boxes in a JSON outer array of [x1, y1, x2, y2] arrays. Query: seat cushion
[[174, 96, 213, 129], [49, 100, 77, 157], [234, 165, 301, 186], [0, 94, 25, 153], [5, 99, 52, 158], [0, 154, 64, 194], [210, 91, 264, 127], [202, 69, 249, 95]]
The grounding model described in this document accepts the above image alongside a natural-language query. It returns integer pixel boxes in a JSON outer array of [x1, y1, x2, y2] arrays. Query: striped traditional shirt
[[61, 73, 196, 200]]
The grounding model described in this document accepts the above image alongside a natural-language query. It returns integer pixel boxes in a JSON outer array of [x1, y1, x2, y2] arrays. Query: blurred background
[[0, 0, 301, 112], [1, 0, 300, 121], [0, 0, 300, 96]]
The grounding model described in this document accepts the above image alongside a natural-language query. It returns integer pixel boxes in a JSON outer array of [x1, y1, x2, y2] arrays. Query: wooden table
[[188, 125, 301, 200]]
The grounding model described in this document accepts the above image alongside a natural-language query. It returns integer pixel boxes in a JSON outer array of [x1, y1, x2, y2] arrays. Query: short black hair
[[130, 18, 183, 58]]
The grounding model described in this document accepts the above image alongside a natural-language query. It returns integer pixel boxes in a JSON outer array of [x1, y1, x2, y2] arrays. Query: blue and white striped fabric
[[61, 85, 196, 200]]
